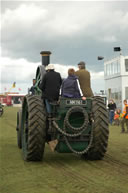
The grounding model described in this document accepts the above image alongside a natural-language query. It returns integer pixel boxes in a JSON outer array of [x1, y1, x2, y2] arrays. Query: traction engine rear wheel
[[83, 96, 109, 160], [21, 95, 46, 161]]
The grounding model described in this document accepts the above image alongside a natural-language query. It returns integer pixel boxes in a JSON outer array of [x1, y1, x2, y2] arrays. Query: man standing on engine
[[75, 61, 93, 97], [39, 64, 62, 116]]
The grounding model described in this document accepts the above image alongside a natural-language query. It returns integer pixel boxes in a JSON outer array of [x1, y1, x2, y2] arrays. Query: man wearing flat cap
[[75, 61, 93, 97]]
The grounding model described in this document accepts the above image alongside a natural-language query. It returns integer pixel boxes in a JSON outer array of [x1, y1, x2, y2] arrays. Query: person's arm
[[76, 79, 83, 97], [60, 74, 62, 85], [60, 80, 64, 96], [76, 79, 86, 100], [58, 74, 63, 96]]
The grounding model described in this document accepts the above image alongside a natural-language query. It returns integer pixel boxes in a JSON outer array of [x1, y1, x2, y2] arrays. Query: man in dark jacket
[[75, 61, 93, 97], [39, 64, 62, 114]]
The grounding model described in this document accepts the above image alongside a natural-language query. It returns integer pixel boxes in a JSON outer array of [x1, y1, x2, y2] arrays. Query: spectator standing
[[39, 64, 62, 115], [121, 99, 128, 133], [113, 109, 121, 126], [108, 99, 117, 125], [75, 61, 93, 97]]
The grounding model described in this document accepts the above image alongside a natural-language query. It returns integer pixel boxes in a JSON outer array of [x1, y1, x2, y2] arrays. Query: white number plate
[[66, 100, 87, 105]]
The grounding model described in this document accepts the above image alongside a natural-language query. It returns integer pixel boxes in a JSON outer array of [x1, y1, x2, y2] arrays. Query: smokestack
[[40, 51, 52, 66]]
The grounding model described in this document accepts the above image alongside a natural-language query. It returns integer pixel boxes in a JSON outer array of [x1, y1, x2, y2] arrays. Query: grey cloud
[[1, 1, 128, 73]]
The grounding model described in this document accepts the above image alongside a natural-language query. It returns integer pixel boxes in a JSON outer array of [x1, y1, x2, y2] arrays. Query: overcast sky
[[0, 0, 128, 94]]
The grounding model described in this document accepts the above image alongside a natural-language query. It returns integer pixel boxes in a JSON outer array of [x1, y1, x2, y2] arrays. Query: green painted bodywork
[[54, 98, 92, 153]]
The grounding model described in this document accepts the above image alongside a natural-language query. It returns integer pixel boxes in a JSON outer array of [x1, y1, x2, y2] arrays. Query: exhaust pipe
[[40, 51, 52, 66]]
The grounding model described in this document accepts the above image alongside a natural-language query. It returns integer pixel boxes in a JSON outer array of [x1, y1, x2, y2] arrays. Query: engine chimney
[[40, 51, 52, 66]]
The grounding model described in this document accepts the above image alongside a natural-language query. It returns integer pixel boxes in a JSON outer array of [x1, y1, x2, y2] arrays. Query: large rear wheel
[[83, 96, 109, 160], [21, 95, 46, 161]]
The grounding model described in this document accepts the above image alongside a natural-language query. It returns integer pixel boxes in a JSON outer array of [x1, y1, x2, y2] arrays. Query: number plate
[[66, 100, 87, 105]]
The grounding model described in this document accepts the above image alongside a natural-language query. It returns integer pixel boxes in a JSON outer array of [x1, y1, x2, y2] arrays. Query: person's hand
[[82, 96, 86, 100]]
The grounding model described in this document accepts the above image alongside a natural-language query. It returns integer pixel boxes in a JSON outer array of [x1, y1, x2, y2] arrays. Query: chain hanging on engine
[[52, 105, 94, 155]]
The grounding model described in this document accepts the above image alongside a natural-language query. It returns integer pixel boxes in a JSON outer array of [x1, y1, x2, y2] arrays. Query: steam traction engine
[[16, 51, 109, 161]]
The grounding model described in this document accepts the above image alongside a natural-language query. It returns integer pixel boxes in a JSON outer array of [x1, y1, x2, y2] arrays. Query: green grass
[[0, 107, 128, 193]]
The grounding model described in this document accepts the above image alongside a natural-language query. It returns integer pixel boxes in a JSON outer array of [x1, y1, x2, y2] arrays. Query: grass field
[[0, 107, 128, 193]]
